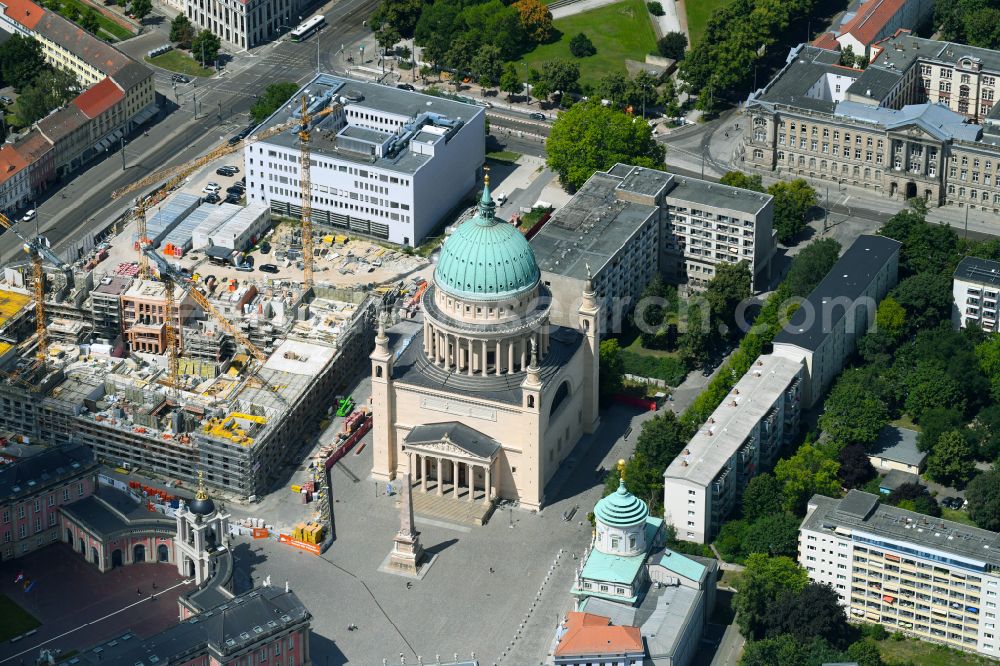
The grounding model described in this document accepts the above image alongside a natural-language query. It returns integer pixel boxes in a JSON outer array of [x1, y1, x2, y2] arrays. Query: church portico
[[403, 422, 499, 505]]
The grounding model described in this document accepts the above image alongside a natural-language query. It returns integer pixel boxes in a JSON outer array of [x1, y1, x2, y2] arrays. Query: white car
[[22, 209, 36, 222], [203, 183, 221, 194]]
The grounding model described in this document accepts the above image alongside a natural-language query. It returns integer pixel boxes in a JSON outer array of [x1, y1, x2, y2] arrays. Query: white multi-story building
[[662, 353, 804, 544], [800, 490, 1000, 660], [771, 234, 901, 407], [185, 0, 298, 51], [531, 165, 775, 331], [245, 74, 485, 247], [952, 256, 1000, 332]]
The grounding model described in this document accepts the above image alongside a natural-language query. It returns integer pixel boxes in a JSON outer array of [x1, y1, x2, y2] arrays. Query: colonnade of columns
[[422, 321, 550, 375], [407, 451, 493, 505]]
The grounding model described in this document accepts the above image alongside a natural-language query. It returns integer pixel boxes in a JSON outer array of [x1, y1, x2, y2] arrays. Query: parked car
[[22, 209, 36, 222], [396, 83, 415, 91], [236, 264, 254, 272], [203, 182, 221, 193], [529, 112, 546, 120], [204, 193, 221, 204], [216, 166, 237, 176], [227, 135, 242, 147], [225, 193, 241, 204], [227, 166, 240, 173], [259, 263, 279, 274], [0, 95, 13, 105], [226, 185, 244, 195]]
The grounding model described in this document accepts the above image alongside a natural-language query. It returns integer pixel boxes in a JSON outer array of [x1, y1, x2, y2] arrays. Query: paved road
[[0, 0, 378, 266]]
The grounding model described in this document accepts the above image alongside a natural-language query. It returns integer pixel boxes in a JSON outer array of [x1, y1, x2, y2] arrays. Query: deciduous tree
[[499, 62, 521, 100], [80, 8, 100, 32], [767, 179, 817, 244], [704, 260, 751, 339], [191, 30, 221, 66], [966, 469, 1000, 531], [0, 35, 46, 91], [512, 0, 553, 43], [131, 0, 151, 20], [719, 171, 763, 192], [599, 338, 624, 400], [470, 44, 503, 86], [837, 443, 877, 489], [784, 237, 840, 297], [819, 369, 889, 448], [765, 583, 852, 647], [568, 32, 596, 58], [905, 362, 966, 422], [170, 13, 196, 48], [926, 430, 976, 487], [250, 81, 299, 124], [743, 513, 800, 557], [775, 444, 842, 514], [742, 473, 784, 522], [733, 554, 808, 640], [656, 31, 687, 60], [546, 101, 664, 190]]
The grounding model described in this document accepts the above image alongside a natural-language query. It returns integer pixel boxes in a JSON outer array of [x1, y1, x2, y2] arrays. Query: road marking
[[0, 579, 194, 664]]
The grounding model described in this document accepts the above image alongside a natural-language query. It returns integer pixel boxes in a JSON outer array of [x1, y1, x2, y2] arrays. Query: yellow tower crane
[[0, 211, 72, 365]]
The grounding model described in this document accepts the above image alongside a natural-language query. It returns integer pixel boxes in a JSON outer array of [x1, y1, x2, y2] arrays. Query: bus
[[291, 14, 325, 41]]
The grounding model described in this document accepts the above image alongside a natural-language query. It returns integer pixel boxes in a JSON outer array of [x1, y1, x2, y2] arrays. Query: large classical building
[[745, 31, 1000, 210], [370, 179, 600, 513], [800, 490, 1000, 659], [247, 74, 485, 247], [532, 165, 776, 330], [185, 0, 301, 51]]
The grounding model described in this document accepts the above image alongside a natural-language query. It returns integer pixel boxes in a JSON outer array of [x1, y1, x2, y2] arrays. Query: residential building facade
[[0, 443, 97, 561], [952, 255, 1000, 332], [0, 0, 156, 209], [800, 490, 1000, 659], [745, 32, 1000, 211], [247, 74, 485, 247], [662, 353, 804, 543], [532, 164, 775, 331], [0, 145, 30, 212], [771, 234, 901, 407]]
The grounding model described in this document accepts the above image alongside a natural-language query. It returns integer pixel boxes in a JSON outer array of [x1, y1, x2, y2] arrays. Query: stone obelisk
[[389, 473, 424, 574]]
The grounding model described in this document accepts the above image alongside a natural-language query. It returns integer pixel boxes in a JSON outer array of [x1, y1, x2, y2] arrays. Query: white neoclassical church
[[370, 178, 601, 513]]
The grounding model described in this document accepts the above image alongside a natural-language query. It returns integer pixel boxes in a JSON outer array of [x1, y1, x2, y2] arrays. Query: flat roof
[[262, 339, 336, 376], [92, 275, 133, 296], [664, 354, 804, 485], [772, 234, 901, 352], [531, 171, 658, 282], [254, 73, 482, 176], [666, 175, 771, 215], [0, 288, 31, 329], [803, 491, 1000, 569], [955, 255, 1000, 287], [870, 426, 926, 467], [641, 584, 702, 660]]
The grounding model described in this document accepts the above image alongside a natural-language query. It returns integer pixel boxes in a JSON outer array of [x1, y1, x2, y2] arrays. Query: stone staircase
[[399, 490, 496, 526]]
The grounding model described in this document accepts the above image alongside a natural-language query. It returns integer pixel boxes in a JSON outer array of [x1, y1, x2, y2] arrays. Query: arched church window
[[527, 396, 535, 408], [376, 366, 383, 378]]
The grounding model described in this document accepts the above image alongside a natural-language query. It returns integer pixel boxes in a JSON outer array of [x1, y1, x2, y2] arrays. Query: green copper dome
[[594, 479, 649, 527], [434, 181, 540, 300]]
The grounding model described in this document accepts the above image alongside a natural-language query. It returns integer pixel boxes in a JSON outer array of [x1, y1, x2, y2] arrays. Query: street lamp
[[120, 136, 126, 172], [523, 62, 530, 106]]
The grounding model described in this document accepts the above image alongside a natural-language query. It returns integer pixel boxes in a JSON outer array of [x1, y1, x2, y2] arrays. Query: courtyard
[[0, 543, 192, 663]]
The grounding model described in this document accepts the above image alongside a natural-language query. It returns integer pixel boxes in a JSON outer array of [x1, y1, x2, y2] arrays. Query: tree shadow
[[543, 28, 564, 45]]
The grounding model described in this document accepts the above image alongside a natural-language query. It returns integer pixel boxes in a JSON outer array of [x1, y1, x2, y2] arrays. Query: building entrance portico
[[400, 423, 500, 525]]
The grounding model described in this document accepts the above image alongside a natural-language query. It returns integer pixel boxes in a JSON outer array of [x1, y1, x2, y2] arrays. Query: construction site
[[0, 84, 436, 501]]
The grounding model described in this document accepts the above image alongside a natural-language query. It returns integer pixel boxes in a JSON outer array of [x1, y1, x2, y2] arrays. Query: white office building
[[953, 256, 1000, 332], [245, 74, 486, 247], [662, 353, 804, 544], [801, 490, 1000, 660], [184, 0, 300, 51]]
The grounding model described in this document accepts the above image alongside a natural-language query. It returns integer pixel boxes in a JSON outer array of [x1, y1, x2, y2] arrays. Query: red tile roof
[[12, 130, 53, 163], [73, 76, 124, 118], [0, 145, 29, 186], [0, 0, 45, 30], [840, 0, 907, 47], [554, 612, 644, 657], [812, 32, 841, 51]]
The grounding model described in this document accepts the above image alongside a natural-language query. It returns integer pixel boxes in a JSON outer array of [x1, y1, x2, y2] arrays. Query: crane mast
[[298, 95, 315, 290]]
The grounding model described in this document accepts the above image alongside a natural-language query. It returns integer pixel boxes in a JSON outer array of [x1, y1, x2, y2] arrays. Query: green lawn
[[685, 0, 733, 46], [891, 415, 922, 431], [0, 593, 40, 641], [517, 0, 658, 87], [486, 150, 521, 163], [145, 51, 213, 78], [878, 637, 997, 666], [57, 0, 133, 41]]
